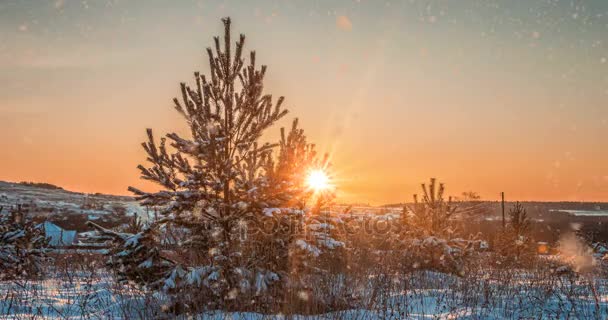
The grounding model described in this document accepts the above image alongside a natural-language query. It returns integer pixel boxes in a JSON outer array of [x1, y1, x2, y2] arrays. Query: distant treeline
[[18, 181, 63, 190]]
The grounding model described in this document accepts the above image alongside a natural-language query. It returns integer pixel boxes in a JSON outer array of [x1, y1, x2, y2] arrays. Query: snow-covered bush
[[396, 179, 484, 276], [401, 236, 480, 276], [289, 211, 346, 280], [87, 221, 173, 288], [0, 205, 48, 280]]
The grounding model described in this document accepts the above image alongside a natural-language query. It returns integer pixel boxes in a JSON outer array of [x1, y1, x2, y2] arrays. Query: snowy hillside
[[0, 181, 146, 229]]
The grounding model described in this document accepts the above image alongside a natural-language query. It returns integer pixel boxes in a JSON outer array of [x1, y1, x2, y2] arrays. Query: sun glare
[[306, 169, 331, 192]]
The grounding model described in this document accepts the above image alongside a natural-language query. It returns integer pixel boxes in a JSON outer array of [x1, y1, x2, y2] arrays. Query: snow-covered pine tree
[[0, 205, 48, 280], [269, 120, 341, 258], [508, 202, 531, 239], [406, 178, 457, 239], [113, 17, 329, 313], [495, 202, 535, 266], [286, 208, 349, 311], [400, 179, 482, 276], [237, 118, 338, 311], [267, 137, 349, 312]]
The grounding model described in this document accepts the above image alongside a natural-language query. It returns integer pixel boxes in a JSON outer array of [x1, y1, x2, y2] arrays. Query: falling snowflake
[[298, 290, 309, 301], [54, 0, 64, 9], [336, 15, 352, 31], [226, 288, 238, 300]]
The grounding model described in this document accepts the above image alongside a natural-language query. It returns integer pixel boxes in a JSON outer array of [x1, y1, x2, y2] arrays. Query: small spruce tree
[[406, 178, 458, 238], [496, 202, 535, 266], [400, 179, 482, 276]]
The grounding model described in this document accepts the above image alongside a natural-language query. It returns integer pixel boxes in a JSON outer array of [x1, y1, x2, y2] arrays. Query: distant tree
[[495, 202, 535, 266], [406, 178, 458, 238], [455, 190, 491, 217], [18, 181, 63, 190], [461, 191, 481, 201], [399, 179, 485, 276], [577, 222, 608, 244], [508, 202, 531, 237]]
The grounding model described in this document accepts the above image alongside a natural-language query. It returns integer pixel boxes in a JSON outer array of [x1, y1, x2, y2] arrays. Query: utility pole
[[501, 192, 505, 230]]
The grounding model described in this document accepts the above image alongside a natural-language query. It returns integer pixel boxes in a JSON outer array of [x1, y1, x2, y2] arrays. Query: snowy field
[[0, 267, 153, 319], [1, 259, 608, 319], [552, 209, 608, 217]]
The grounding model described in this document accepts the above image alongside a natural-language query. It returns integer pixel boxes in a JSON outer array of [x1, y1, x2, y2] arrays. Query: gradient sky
[[1, 0, 607, 204]]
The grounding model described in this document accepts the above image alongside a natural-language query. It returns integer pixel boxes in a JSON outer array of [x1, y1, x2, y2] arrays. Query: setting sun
[[306, 169, 331, 192]]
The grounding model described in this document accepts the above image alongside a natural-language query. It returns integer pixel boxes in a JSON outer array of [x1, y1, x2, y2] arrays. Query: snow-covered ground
[[551, 209, 608, 217], [1, 266, 607, 319], [0, 268, 158, 319]]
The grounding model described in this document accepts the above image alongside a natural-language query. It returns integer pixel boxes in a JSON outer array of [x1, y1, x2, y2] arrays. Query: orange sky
[[1, 1, 608, 204]]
